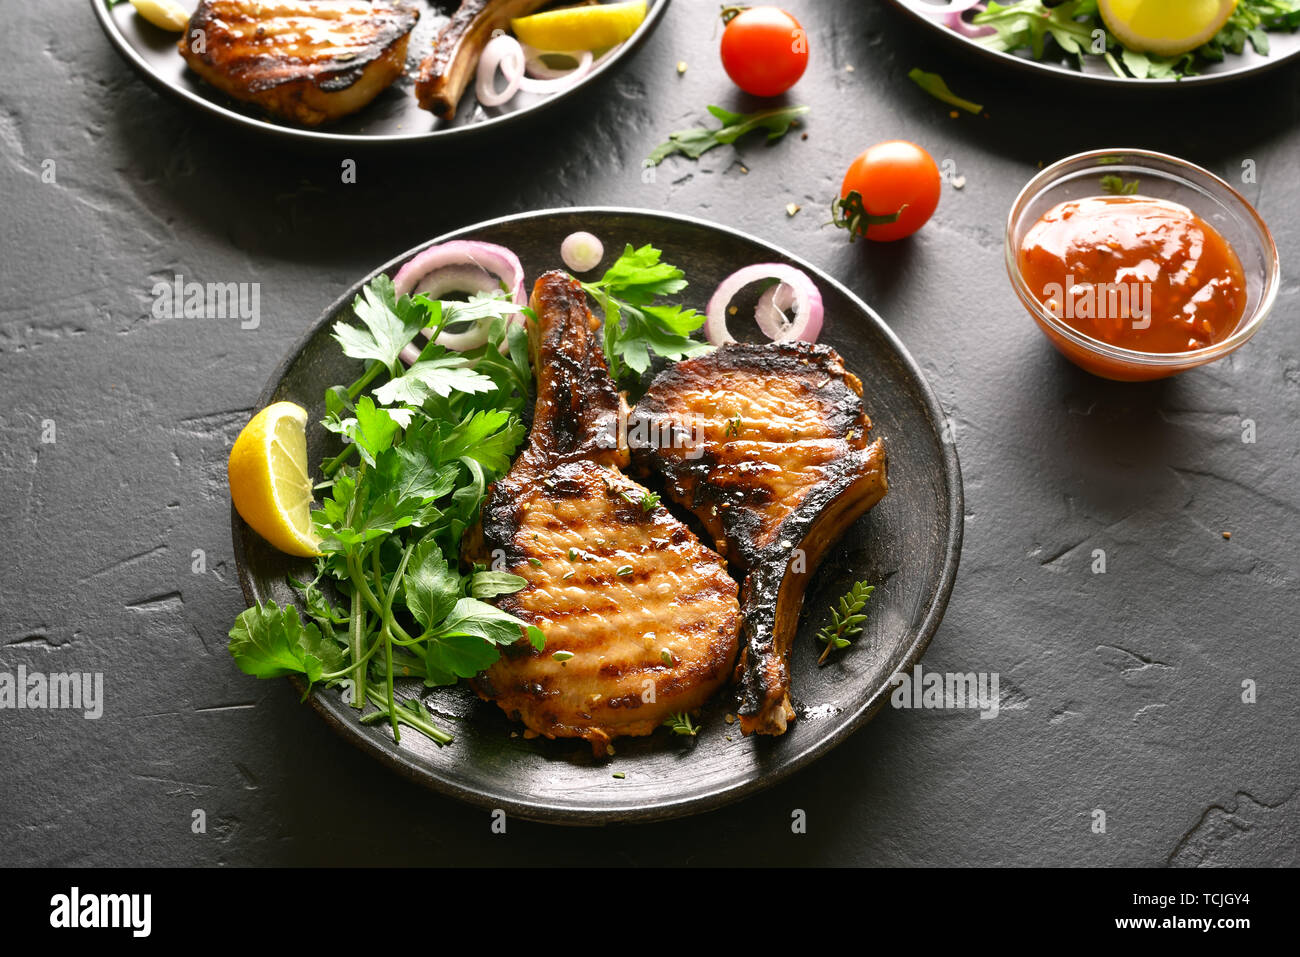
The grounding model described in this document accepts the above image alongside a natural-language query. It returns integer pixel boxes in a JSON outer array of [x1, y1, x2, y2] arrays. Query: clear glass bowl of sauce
[[1006, 149, 1279, 381]]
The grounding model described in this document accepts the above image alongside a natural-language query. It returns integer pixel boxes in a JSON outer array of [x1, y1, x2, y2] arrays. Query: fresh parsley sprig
[[579, 243, 712, 380], [815, 580, 875, 665], [646, 104, 809, 166], [228, 277, 541, 746]]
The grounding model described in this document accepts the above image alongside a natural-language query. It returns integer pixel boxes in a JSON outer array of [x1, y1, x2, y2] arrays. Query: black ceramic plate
[[232, 208, 963, 824], [886, 0, 1300, 87], [92, 0, 667, 145]]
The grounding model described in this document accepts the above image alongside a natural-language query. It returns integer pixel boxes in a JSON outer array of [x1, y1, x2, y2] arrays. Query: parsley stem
[[320, 443, 357, 478], [371, 549, 401, 742], [362, 686, 453, 745], [346, 551, 416, 644], [345, 586, 367, 708], [346, 360, 386, 400], [321, 612, 382, 682]]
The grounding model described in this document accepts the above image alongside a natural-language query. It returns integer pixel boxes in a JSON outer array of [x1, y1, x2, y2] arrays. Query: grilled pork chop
[[465, 272, 741, 754], [415, 0, 550, 117], [632, 342, 888, 736], [179, 1, 418, 126]]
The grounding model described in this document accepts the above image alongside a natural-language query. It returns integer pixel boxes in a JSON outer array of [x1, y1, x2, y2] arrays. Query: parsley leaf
[[580, 244, 712, 379], [228, 602, 344, 686], [332, 275, 431, 376]]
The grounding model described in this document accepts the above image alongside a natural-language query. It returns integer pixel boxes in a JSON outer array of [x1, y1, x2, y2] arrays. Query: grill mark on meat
[[465, 272, 741, 753], [632, 341, 889, 736], [179, 1, 418, 126]]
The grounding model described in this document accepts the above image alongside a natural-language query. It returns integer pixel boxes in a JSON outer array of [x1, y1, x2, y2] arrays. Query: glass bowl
[[1005, 148, 1280, 381]]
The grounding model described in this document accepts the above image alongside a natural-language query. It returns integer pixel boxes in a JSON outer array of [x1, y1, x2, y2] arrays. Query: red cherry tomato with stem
[[720, 6, 809, 98], [834, 141, 942, 243]]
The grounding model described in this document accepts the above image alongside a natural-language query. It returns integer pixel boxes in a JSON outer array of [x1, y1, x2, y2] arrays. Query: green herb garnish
[[228, 276, 544, 746], [907, 68, 984, 114], [663, 712, 700, 737], [579, 244, 712, 379], [972, 0, 1300, 80], [646, 104, 809, 166], [815, 580, 875, 665], [621, 488, 661, 512]]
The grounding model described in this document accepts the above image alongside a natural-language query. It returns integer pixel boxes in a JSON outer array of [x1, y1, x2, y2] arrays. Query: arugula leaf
[[228, 602, 344, 685], [907, 69, 984, 114], [647, 104, 809, 166], [436, 597, 532, 646]]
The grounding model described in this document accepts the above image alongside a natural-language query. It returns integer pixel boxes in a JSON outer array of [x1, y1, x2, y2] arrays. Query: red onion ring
[[393, 240, 525, 305], [705, 264, 823, 346], [476, 34, 525, 107], [392, 240, 526, 360], [946, 7, 992, 39], [899, 1, 993, 38], [518, 46, 594, 94]]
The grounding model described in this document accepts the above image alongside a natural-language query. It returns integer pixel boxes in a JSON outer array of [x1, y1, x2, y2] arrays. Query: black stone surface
[[1, 0, 1297, 866]]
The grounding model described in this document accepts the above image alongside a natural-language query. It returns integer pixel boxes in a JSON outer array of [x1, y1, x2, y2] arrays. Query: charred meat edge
[[632, 342, 889, 735], [179, 1, 419, 126]]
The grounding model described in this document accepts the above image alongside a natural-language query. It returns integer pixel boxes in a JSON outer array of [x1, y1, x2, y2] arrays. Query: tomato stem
[[830, 190, 907, 243], [720, 4, 749, 26]]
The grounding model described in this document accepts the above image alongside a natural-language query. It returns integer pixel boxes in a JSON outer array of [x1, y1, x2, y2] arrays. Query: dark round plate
[[232, 207, 963, 824], [92, 0, 668, 145], [885, 0, 1300, 87]]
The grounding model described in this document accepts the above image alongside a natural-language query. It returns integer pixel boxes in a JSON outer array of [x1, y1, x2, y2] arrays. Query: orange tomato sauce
[[1019, 196, 1247, 355]]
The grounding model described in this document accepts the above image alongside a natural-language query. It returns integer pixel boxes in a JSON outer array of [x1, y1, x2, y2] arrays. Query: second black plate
[[93, 0, 668, 145], [886, 0, 1300, 87]]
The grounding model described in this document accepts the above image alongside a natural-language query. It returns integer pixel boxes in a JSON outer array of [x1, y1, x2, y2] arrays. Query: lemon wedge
[[228, 401, 321, 558], [1098, 0, 1238, 57], [130, 0, 190, 33], [512, 1, 647, 51]]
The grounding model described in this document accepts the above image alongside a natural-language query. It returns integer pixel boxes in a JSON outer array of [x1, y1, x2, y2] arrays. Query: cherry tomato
[[720, 7, 809, 98], [835, 141, 942, 242]]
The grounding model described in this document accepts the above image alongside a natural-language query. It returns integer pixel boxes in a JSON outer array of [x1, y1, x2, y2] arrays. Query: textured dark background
[[1, 0, 1297, 866]]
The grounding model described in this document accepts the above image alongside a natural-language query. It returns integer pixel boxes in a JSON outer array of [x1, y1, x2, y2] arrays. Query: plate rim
[[232, 206, 965, 824], [91, 0, 670, 145], [883, 0, 1300, 88]]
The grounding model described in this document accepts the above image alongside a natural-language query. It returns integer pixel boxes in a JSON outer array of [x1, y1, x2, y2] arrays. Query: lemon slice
[[228, 401, 321, 558], [130, 0, 190, 33], [1098, 0, 1238, 57], [512, 1, 647, 51]]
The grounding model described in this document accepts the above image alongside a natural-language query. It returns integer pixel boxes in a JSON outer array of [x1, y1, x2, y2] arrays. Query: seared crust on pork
[[179, 0, 418, 126], [632, 342, 889, 735], [465, 273, 741, 754]]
